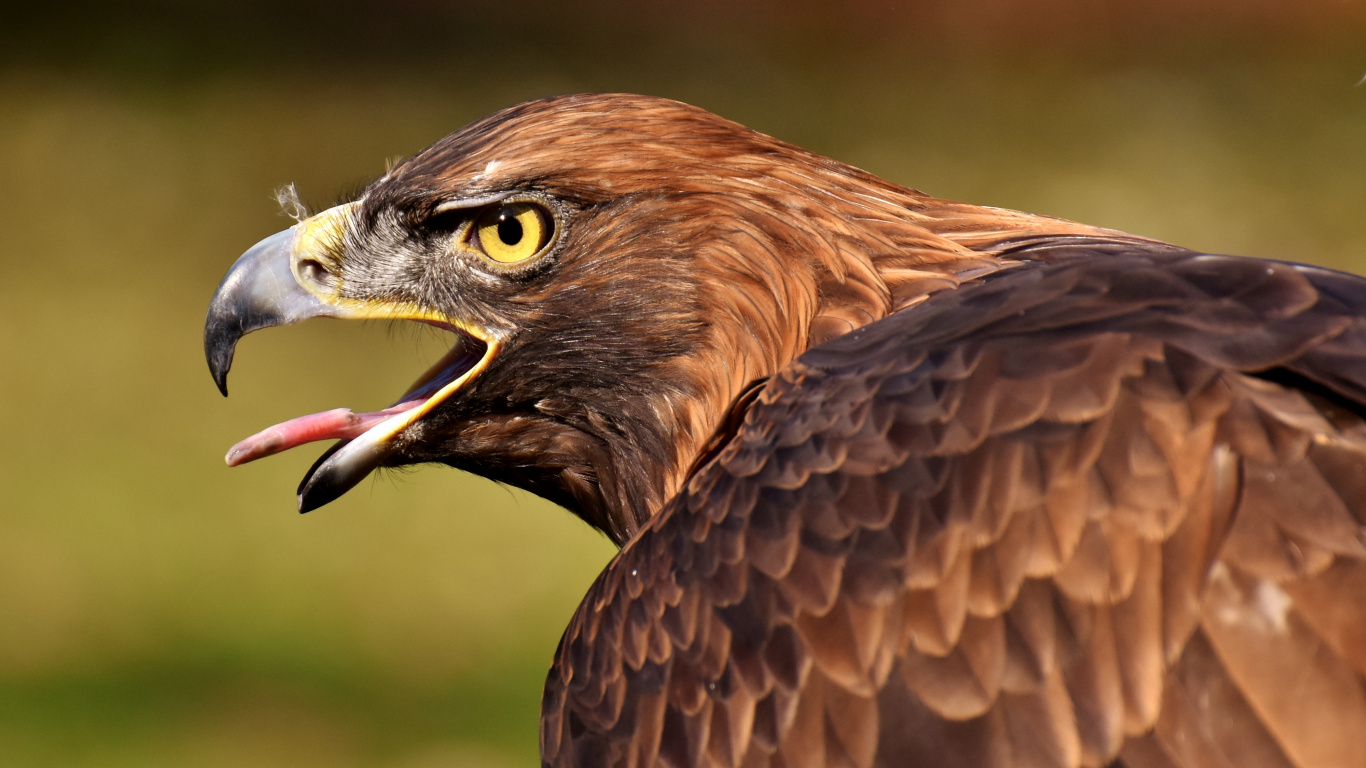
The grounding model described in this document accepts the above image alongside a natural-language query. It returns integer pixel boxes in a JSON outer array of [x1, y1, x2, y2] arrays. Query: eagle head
[[205, 93, 1088, 542]]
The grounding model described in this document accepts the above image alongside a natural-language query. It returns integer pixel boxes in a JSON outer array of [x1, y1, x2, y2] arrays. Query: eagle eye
[[473, 202, 552, 264]]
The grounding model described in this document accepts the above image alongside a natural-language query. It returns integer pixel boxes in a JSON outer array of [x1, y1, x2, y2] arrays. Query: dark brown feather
[[541, 240, 1366, 767]]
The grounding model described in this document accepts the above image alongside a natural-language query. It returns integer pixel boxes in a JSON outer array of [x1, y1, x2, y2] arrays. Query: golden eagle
[[205, 94, 1366, 768]]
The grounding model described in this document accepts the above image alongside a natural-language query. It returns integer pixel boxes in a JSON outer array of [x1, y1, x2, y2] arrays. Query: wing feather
[[542, 240, 1366, 767]]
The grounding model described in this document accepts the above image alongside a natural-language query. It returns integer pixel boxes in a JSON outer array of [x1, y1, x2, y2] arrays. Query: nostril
[[298, 258, 338, 292]]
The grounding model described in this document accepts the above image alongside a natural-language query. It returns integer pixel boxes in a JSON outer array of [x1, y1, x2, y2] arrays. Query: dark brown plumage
[[205, 94, 1366, 768]]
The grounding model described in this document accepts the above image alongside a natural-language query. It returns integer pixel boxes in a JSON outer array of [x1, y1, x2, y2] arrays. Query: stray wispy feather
[[273, 183, 309, 222]]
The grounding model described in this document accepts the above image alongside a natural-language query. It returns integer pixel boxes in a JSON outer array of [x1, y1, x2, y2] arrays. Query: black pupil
[[497, 214, 523, 246]]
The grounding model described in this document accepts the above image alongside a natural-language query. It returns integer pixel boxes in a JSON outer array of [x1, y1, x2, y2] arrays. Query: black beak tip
[[297, 481, 347, 514], [296, 442, 350, 513], [204, 317, 239, 398]]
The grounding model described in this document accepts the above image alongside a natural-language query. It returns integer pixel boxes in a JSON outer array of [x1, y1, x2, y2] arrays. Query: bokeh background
[[3, 1, 1365, 766]]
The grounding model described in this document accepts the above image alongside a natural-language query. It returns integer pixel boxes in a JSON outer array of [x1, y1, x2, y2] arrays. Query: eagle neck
[[608, 186, 1118, 542]]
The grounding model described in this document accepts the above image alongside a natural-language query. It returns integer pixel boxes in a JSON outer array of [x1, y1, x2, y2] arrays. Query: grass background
[[2, 2, 1365, 765]]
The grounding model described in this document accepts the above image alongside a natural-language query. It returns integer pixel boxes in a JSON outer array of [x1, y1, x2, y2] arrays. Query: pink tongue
[[225, 402, 423, 467]]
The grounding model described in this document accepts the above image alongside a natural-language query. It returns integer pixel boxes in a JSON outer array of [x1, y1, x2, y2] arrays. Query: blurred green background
[[2, 1, 1364, 766]]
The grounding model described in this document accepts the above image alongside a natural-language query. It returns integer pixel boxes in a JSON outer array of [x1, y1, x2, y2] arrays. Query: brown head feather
[[354, 94, 1124, 543]]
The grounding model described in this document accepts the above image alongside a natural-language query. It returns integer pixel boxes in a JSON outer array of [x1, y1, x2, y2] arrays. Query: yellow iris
[[474, 203, 550, 263]]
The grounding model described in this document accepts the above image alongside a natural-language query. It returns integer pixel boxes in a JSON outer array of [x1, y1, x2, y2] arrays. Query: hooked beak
[[204, 204, 498, 513]]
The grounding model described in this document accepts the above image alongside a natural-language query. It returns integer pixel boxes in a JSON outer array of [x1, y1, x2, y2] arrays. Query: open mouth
[[219, 322, 498, 512], [224, 326, 489, 468]]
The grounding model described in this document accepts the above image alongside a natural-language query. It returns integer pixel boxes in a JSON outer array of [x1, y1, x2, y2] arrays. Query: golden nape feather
[[205, 93, 1366, 767]]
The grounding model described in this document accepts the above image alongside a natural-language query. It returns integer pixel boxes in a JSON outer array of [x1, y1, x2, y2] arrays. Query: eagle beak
[[205, 203, 498, 513], [204, 204, 359, 396], [204, 232, 314, 396]]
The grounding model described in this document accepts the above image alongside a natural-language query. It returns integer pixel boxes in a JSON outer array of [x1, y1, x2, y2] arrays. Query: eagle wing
[[541, 238, 1366, 768]]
